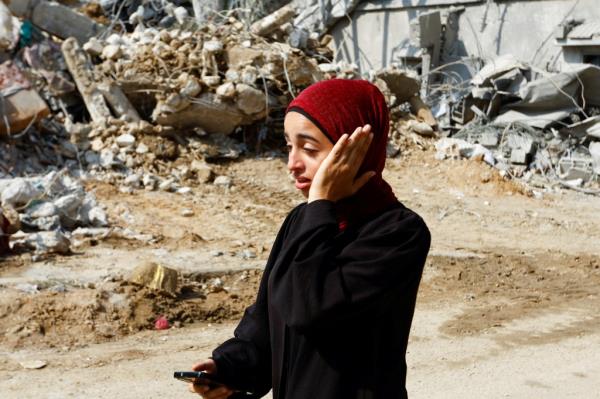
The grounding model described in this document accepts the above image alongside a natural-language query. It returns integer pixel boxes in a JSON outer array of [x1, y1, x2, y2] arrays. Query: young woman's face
[[284, 111, 334, 198]]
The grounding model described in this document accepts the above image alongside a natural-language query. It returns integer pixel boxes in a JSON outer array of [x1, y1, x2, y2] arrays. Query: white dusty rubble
[[0, 171, 109, 255], [432, 55, 600, 192]]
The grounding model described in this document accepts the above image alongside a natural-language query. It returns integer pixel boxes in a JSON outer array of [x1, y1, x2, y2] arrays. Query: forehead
[[284, 111, 328, 142]]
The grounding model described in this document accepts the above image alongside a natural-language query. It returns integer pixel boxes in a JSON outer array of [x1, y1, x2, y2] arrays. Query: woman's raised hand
[[308, 124, 375, 203]]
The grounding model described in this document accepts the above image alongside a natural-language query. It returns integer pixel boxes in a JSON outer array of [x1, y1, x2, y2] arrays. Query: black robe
[[212, 199, 431, 399]]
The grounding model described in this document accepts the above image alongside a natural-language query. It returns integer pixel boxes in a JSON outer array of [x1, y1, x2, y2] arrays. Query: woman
[[189, 79, 431, 399]]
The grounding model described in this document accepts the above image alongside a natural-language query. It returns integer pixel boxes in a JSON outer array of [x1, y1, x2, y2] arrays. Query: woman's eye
[[303, 146, 318, 153], [285, 144, 292, 152]]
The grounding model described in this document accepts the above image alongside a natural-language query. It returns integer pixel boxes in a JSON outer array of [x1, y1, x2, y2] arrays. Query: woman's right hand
[[188, 359, 234, 399]]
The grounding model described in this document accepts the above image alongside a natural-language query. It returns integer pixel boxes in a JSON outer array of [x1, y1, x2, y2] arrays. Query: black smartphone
[[173, 371, 226, 389]]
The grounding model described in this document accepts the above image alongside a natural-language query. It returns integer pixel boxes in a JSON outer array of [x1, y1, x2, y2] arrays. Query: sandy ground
[[1, 149, 600, 398]]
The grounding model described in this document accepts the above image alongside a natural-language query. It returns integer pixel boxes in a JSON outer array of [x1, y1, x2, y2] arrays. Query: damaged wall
[[330, 0, 600, 75]]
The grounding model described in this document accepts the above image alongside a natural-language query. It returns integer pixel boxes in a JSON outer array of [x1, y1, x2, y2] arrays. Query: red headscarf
[[287, 79, 398, 230]]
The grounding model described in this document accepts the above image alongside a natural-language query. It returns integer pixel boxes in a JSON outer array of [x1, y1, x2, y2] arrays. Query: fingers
[[331, 133, 349, 157], [192, 359, 216, 373], [189, 383, 207, 395], [347, 129, 373, 166], [188, 384, 233, 398]]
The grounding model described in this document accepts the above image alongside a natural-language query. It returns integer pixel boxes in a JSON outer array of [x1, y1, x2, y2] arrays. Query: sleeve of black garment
[[270, 199, 431, 333], [211, 208, 300, 397]]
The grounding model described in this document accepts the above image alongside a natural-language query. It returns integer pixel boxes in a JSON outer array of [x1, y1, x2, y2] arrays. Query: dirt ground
[[1, 148, 600, 398]]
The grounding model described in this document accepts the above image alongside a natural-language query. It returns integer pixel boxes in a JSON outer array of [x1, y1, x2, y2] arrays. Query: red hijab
[[287, 79, 398, 230]]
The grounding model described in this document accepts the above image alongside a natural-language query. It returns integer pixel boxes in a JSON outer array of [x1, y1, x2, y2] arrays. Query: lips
[[294, 176, 311, 190]]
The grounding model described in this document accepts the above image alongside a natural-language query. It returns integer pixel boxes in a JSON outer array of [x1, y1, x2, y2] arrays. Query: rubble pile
[[59, 7, 436, 190], [0, 1, 443, 256], [375, 68, 440, 156], [432, 55, 600, 193], [0, 170, 108, 256]]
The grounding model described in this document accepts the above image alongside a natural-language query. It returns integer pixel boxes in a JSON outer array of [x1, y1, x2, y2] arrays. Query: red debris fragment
[[154, 316, 169, 330]]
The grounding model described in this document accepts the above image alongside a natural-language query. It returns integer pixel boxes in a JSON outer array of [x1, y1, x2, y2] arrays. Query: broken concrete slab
[[226, 45, 264, 69], [62, 38, 112, 124], [128, 262, 179, 294], [251, 4, 296, 37], [559, 115, 600, 139], [376, 69, 420, 104], [6, 0, 105, 44], [98, 82, 141, 123], [494, 64, 600, 129], [471, 54, 529, 86], [153, 93, 251, 135]]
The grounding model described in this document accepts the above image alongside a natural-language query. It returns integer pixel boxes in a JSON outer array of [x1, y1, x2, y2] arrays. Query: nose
[[287, 148, 303, 173]]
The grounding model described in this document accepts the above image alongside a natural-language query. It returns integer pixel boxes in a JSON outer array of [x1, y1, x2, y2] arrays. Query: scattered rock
[[128, 262, 179, 294], [216, 82, 236, 99], [83, 37, 103, 56], [190, 160, 214, 183], [213, 175, 232, 188], [241, 249, 257, 259], [12, 230, 71, 255], [20, 360, 47, 370], [116, 133, 136, 147], [0, 178, 42, 208], [181, 208, 194, 217], [235, 84, 266, 115], [102, 44, 122, 60]]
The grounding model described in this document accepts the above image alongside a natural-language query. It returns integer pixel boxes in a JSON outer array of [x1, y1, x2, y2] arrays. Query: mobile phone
[[173, 371, 225, 389]]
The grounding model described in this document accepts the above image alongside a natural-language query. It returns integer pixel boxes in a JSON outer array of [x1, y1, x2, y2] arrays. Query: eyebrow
[[284, 132, 320, 144]]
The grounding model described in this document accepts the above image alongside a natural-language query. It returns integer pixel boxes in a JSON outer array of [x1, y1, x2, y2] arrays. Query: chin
[[300, 188, 309, 198]]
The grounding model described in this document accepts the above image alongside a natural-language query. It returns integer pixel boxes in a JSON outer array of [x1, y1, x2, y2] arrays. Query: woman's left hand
[[308, 124, 375, 203]]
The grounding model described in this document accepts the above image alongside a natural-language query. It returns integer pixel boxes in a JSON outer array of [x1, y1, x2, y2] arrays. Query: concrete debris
[[0, 2, 17, 51], [11, 230, 71, 255], [0, 178, 42, 209], [128, 262, 179, 294], [294, 0, 361, 33], [213, 175, 233, 188], [430, 54, 600, 193], [236, 84, 267, 115], [590, 142, 600, 175], [0, 61, 51, 136], [251, 4, 296, 37], [6, 0, 105, 44], [190, 160, 214, 183], [0, 171, 109, 255], [435, 138, 496, 166]]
